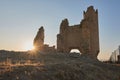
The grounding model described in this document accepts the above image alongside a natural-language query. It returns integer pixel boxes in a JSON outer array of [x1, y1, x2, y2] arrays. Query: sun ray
[[23, 41, 34, 51]]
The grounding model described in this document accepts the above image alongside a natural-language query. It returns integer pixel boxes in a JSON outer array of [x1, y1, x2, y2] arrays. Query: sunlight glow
[[23, 41, 34, 51]]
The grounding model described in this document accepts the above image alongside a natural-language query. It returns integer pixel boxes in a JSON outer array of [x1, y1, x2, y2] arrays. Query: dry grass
[[0, 52, 120, 80]]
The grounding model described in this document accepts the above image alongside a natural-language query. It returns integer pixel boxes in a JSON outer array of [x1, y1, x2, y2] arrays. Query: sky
[[0, 0, 120, 60]]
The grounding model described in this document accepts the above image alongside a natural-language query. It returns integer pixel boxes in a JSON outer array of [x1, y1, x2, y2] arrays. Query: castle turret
[[83, 6, 99, 57]]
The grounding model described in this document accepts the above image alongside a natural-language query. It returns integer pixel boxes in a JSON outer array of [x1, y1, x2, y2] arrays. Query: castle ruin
[[33, 27, 56, 53], [34, 27, 44, 51], [57, 6, 99, 57], [33, 6, 99, 57]]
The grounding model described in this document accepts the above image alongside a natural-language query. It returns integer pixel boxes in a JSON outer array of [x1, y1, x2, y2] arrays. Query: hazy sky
[[0, 0, 120, 60]]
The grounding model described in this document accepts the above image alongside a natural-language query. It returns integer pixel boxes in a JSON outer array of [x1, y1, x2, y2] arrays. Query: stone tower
[[34, 26, 44, 51], [57, 6, 99, 57]]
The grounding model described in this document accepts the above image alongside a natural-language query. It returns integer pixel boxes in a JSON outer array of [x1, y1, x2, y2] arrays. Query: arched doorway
[[70, 49, 81, 54]]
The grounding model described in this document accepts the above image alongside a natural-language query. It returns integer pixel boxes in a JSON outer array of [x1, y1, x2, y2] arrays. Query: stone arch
[[69, 47, 82, 54], [70, 49, 81, 54]]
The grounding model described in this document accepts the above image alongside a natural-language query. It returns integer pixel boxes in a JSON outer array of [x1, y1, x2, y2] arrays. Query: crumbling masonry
[[33, 27, 56, 53], [34, 6, 99, 57], [57, 6, 99, 57]]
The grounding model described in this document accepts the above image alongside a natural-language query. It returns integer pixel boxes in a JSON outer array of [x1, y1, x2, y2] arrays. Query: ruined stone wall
[[43, 44, 56, 53], [33, 26, 44, 51], [33, 27, 56, 53], [57, 6, 99, 57]]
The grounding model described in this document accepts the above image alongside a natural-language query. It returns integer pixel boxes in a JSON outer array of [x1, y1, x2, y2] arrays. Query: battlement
[[83, 6, 98, 20]]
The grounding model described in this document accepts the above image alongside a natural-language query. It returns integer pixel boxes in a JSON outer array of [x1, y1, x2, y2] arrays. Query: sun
[[23, 41, 34, 51]]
